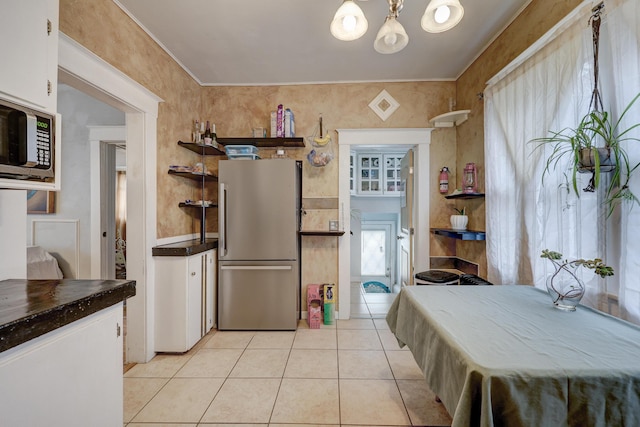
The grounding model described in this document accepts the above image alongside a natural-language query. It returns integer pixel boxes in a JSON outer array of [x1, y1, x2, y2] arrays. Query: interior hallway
[[123, 316, 452, 426], [350, 281, 398, 319]]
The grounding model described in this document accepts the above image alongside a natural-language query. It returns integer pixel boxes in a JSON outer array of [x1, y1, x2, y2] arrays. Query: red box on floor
[[307, 284, 322, 328]]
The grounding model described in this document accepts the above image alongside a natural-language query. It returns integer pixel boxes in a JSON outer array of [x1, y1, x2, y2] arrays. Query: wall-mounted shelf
[[168, 170, 218, 182], [432, 228, 486, 241], [218, 137, 305, 148], [299, 230, 345, 236], [179, 202, 218, 209], [178, 141, 226, 156], [429, 110, 471, 128], [444, 192, 485, 200]]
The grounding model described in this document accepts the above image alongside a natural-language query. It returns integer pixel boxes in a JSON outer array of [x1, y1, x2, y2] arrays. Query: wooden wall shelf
[[179, 202, 218, 209], [218, 137, 305, 148], [299, 230, 345, 236], [168, 170, 218, 181], [444, 192, 485, 200], [177, 141, 226, 155], [431, 228, 486, 241]]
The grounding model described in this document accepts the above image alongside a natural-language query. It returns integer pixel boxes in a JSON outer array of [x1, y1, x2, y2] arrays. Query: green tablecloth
[[386, 284, 640, 427]]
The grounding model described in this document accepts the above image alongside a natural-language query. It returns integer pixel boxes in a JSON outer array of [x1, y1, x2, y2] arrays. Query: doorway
[[338, 128, 433, 320], [59, 34, 161, 363]]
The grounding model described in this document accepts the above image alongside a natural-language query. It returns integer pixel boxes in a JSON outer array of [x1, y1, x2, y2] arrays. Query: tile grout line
[[194, 331, 253, 425]]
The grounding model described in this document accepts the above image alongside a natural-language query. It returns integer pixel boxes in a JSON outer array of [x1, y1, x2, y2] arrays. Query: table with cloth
[[386, 284, 640, 427]]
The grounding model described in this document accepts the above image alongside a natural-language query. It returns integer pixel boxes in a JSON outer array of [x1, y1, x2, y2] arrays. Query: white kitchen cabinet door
[[0, 0, 58, 112], [0, 304, 123, 427], [155, 249, 214, 352], [357, 154, 383, 195], [186, 254, 203, 349], [383, 154, 405, 195], [205, 250, 216, 332]]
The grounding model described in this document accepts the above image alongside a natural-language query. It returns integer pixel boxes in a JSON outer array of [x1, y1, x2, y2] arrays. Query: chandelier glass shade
[[421, 0, 465, 33], [374, 16, 409, 54], [331, 0, 464, 53], [330, 0, 369, 41]]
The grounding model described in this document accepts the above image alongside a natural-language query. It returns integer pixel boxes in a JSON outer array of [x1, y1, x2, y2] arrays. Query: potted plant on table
[[540, 249, 614, 311]]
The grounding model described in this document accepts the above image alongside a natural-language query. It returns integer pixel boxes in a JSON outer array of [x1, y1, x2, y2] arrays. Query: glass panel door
[[361, 224, 392, 288]]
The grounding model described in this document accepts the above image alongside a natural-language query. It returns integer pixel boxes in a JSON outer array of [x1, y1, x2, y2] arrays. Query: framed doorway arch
[[337, 128, 432, 320], [58, 33, 162, 363]]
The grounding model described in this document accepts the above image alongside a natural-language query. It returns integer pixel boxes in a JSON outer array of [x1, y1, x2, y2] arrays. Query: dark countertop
[[152, 238, 218, 256], [0, 279, 136, 353]]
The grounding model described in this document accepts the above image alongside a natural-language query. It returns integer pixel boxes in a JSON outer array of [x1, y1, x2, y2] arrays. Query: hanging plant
[[531, 3, 640, 216]]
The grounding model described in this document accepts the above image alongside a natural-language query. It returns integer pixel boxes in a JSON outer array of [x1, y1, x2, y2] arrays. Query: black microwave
[[0, 98, 55, 180]]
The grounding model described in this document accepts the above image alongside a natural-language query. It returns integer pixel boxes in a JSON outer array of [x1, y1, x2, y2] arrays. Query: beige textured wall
[[202, 83, 456, 299], [59, 0, 583, 290], [60, 0, 204, 239], [455, 0, 583, 277]]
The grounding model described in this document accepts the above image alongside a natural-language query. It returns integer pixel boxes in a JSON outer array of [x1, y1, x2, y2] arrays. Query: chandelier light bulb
[[434, 5, 451, 24], [421, 0, 464, 33], [330, 0, 368, 41], [342, 14, 357, 32], [384, 32, 398, 46], [374, 16, 409, 54]]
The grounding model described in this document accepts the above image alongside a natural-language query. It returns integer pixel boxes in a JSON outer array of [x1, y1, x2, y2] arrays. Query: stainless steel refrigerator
[[218, 159, 301, 330]]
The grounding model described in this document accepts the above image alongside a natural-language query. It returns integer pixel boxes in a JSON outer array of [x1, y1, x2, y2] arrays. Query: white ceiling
[[114, 0, 531, 86]]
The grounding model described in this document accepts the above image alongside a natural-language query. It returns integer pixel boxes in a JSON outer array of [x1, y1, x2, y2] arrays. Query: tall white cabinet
[[155, 249, 216, 352], [0, 0, 58, 112]]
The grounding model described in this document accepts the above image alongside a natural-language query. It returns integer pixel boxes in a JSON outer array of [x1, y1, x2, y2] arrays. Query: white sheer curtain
[[483, 1, 640, 315], [603, 0, 640, 323]]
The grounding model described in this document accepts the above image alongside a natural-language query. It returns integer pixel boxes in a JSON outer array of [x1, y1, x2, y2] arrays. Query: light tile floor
[[350, 281, 398, 319], [124, 318, 452, 426]]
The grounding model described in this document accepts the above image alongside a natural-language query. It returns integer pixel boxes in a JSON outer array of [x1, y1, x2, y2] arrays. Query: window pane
[[362, 230, 385, 275]]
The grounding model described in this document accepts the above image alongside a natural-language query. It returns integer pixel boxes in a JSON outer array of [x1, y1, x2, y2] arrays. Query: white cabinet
[[357, 154, 383, 195], [383, 154, 404, 194], [0, 304, 124, 427], [155, 249, 216, 352], [0, 0, 58, 112], [350, 151, 356, 195], [355, 153, 405, 196]]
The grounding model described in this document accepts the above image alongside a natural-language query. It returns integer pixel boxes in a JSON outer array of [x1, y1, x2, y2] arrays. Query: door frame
[[338, 128, 432, 320], [59, 33, 162, 363], [88, 126, 125, 280]]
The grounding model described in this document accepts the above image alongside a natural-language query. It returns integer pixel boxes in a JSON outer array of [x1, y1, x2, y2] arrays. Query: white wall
[[0, 190, 27, 280], [26, 84, 124, 278]]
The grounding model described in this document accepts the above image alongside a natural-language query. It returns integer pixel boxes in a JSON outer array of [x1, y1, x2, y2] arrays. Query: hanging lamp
[[374, 0, 409, 54], [421, 0, 465, 33], [330, 0, 368, 41]]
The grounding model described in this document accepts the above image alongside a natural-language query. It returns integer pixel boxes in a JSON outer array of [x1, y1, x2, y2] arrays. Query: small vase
[[450, 215, 468, 231], [546, 265, 585, 311]]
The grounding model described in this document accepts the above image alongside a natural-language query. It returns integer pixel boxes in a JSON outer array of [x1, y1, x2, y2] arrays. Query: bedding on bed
[[27, 246, 64, 279]]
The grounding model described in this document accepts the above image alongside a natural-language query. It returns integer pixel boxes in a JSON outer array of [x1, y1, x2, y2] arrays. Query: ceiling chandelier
[[330, 0, 465, 54]]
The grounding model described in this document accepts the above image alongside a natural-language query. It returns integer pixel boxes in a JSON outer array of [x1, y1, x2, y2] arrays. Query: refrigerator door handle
[[219, 183, 227, 257], [220, 265, 293, 271]]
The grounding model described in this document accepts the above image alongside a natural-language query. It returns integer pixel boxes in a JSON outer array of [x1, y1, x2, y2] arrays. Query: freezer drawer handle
[[220, 265, 292, 271]]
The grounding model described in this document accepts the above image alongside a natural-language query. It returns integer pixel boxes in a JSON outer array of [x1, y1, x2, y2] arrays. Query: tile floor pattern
[[350, 281, 398, 319], [124, 318, 453, 426]]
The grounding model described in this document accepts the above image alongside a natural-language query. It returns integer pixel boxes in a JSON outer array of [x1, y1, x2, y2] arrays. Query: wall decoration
[[369, 89, 400, 121], [27, 190, 55, 214]]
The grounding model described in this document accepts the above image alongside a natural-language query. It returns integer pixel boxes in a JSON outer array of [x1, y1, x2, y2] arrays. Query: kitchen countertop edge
[[152, 238, 218, 256], [0, 279, 136, 353]]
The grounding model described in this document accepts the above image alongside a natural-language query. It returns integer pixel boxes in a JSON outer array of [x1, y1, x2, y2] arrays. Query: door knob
[[397, 235, 404, 240]]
